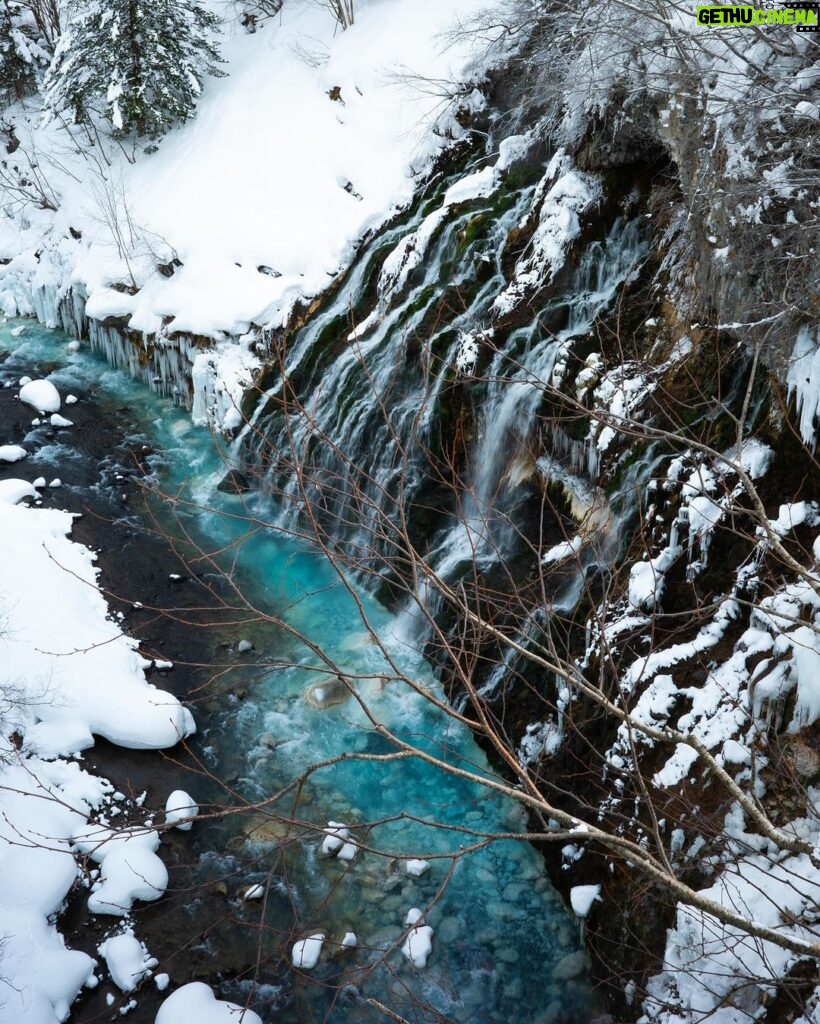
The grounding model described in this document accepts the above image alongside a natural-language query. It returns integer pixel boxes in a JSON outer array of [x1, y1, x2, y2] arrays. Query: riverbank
[[0, 331, 271, 1022]]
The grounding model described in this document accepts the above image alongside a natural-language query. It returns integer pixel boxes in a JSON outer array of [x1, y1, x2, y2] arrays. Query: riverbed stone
[[502, 882, 527, 902], [552, 949, 590, 981], [437, 915, 460, 943]]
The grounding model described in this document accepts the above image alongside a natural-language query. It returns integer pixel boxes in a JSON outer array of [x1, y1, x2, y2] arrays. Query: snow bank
[[402, 921, 435, 969], [493, 151, 602, 316], [0, 442, 196, 1016], [0, 758, 101, 1024], [0, 493, 195, 754]]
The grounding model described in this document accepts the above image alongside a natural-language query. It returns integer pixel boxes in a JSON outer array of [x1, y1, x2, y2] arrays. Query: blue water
[[0, 323, 593, 1024]]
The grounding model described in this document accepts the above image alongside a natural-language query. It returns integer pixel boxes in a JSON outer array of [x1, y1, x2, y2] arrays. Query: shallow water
[[0, 323, 593, 1024]]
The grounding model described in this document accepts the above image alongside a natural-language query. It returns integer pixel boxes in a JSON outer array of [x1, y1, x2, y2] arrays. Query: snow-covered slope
[[0, 0, 488, 429]]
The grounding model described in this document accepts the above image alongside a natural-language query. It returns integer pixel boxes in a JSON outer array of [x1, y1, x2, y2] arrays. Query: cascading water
[[239, 143, 647, 654], [1, 322, 595, 1024]]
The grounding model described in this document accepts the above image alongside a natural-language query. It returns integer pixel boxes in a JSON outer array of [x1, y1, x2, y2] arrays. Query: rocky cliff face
[[232, 12, 820, 1021]]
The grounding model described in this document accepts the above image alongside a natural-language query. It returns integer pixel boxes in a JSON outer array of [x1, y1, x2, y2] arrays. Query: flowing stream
[[0, 322, 594, 1024]]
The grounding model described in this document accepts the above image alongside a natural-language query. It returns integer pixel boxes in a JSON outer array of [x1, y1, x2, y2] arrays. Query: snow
[[405, 858, 430, 877], [321, 821, 349, 855], [0, 0, 490, 430], [50, 412, 73, 427], [493, 151, 602, 316], [402, 922, 435, 968], [405, 907, 424, 926], [569, 884, 601, 918], [292, 933, 325, 970], [0, 397, 202, 1016], [542, 535, 582, 565], [155, 982, 263, 1024], [165, 789, 199, 830], [19, 378, 60, 413], [73, 823, 168, 916], [0, 477, 37, 503], [98, 930, 157, 991], [0, 443, 27, 462], [628, 548, 679, 611], [0, 491, 195, 754]]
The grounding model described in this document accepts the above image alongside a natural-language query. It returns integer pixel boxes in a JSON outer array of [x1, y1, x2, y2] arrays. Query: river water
[[0, 322, 593, 1024]]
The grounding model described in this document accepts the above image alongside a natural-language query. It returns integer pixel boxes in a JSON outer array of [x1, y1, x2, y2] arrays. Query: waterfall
[[240, 146, 649, 671]]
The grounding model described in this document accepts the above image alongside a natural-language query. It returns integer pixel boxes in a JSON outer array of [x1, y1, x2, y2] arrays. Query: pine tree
[[43, 0, 225, 139], [0, 1, 44, 101]]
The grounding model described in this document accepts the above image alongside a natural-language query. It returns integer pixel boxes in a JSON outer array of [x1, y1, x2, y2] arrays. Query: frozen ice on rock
[[292, 933, 325, 969], [50, 414, 74, 428], [19, 379, 61, 413], [405, 858, 430, 877], [0, 444, 26, 462], [570, 884, 601, 918], [49, 478, 62, 488], [237, 639, 253, 653], [67, 341, 81, 352], [341, 931, 357, 949], [10, 325, 25, 337], [165, 790, 199, 830], [98, 929, 157, 991], [66, 394, 78, 405], [33, 476, 45, 488], [154, 973, 170, 991], [18, 376, 32, 385], [156, 981, 263, 1023]]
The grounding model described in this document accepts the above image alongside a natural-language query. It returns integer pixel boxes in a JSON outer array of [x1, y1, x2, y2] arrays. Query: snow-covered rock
[[292, 933, 324, 970], [98, 930, 157, 992], [402, 924, 435, 969], [155, 982, 263, 1024], [569, 884, 601, 918], [19, 379, 60, 413], [165, 790, 199, 831], [0, 444, 26, 462]]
